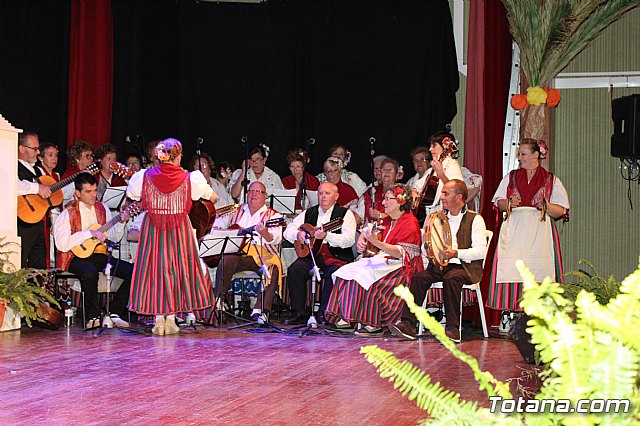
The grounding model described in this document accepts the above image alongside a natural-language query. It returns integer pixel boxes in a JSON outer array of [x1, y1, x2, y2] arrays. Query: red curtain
[[67, 0, 113, 150], [463, 0, 512, 327]]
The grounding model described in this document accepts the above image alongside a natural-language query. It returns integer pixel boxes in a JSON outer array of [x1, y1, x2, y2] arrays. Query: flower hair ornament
[[441, 137, 460, 159], [393, 186, 410, 205], [259, 143, 271, 158], [343, 150, 352, 166], [537, 140, 548, 159], [156, 143, 170, 162], [327, 156, 344, 169], [298, 149, 309, 164], [396, 165, 404, 181]]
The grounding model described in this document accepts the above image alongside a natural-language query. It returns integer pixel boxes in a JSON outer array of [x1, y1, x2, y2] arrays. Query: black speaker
[[508, 313, 536, 364], [611, 94, 640, 159]]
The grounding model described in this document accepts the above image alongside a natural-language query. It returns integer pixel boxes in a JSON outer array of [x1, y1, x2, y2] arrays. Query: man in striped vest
[[54, 173, 133, 329], [390, 179, 487, 343], [211, 181, 283, 324]]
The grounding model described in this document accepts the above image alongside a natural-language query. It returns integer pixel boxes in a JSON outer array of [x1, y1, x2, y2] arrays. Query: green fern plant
[[562, 259, 622, 305], [0, 238, 59, 327], [361, 258, 640, 425]]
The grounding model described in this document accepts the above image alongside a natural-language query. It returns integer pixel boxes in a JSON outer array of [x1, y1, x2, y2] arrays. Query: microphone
[[125, 136, 131, 143], [307, 137, 316, 145], [196, 137, 204, 145], [104, 239, 120, 250], [369, 137, 376, 145], [241, 136, 247, 146]]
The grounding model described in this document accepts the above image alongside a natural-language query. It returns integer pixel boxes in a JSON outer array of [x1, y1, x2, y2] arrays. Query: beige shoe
[[152, 315, 165, 335], [164, 314, 180, 335]]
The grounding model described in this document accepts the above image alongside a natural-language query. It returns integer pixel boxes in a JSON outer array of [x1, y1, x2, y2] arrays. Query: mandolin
[[190, 202, 240, 241], [361, 221, 384, 258], [71, 202, 143, 258], [18, 163, 100, 223], [294, 217, 344, 258]]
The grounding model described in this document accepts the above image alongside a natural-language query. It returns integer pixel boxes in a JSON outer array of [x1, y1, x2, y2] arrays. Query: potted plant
[[0, 238, 59, 330]]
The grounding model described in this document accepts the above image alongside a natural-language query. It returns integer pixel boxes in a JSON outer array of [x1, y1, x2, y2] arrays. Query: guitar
[[361, 221, 384, 258], [201, 217, 286, 268], [71, 202, 143, 258], [411, 146, 453, 225], [18, 163, 100, 223], [293, 217, 344, 258], [109, 162, 135, 180], [190, 202, 240, 241]]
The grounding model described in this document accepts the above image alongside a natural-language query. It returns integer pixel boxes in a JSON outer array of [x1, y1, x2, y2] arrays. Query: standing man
[[390, 179, 487, 342], [284, 182, 357, 325], [211, 181, 283, 323], [17, 131, 51, 269], [54, 173, 133, 329]]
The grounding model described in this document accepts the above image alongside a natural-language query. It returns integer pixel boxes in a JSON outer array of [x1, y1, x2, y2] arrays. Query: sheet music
[[269, 188, 297, 214], [199, 229, 245, 258], [304, 190, 318, 208], [102, 186, 127, 209]]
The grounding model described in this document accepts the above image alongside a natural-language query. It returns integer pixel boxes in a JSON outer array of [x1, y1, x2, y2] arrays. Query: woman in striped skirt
[[126, 138, 218, 335], [325, 184, 423, 336]]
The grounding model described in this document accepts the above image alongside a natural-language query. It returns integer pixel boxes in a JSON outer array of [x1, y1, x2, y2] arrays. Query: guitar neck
[[217, 203, 238, 216], [321, 218, 343, 233], [49, 166, 95, 192], [97, 213, 122, 235]]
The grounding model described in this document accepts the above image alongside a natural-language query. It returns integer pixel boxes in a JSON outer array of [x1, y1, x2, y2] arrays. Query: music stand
[[268, 189, 297, 215], [102, 186, 127, 210], [228, 232, 284, 333], [200, 230, 249, 325]]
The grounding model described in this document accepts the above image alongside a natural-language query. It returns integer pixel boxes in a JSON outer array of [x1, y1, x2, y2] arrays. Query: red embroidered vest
[[56, 202, 107, 271]]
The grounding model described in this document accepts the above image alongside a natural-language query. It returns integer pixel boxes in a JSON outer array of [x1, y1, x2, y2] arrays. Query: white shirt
[[54, 202, 115, 252], [17, 159, 40, 196], [127, 169, 214, 201], [212, 204, 282, 246], [210, 177, 234, 207], [412, 157, 464, 210], [284, 204, 357, 249], [230, 166, 284, 197], [441, 210, 487, 265]]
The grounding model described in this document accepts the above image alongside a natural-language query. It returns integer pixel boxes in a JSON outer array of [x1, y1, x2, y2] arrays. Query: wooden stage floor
[[1, 320, 526, 425]]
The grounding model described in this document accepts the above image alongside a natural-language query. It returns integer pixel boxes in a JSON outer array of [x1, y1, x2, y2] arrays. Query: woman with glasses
[[322, 157, 358, 208], [125, 153, 143, 173], [61, 140, 95, 207], [127, 138, 218, 335], [324, 184, 423, 336], [281, 149, 320, 210], [229, 144, 283, 201], [405, 146, 431, 188], [316, 144, 367, 197], [190, 153, 234, 206]]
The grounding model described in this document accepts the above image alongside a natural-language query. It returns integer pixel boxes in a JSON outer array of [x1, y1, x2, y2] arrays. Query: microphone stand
[[299, 138, 314, 210], [229, 231, 283, 333], [368, 137, 377, 224], [241, 136, 250, 204]]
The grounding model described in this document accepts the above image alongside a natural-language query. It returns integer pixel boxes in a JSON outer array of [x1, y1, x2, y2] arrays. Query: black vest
[[18, 161, 41, 182], [304, 204, 354, 263]]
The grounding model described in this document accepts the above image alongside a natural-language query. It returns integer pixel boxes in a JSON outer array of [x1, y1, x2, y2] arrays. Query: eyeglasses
[[21, 145, 40, 152], [324, 169, 339, 174], [381, 168, 396, 174], [248, 189, 267, 194], [413, 158, 428, 163], [384, 196, 397, 201], [126, 162, 141, 167]]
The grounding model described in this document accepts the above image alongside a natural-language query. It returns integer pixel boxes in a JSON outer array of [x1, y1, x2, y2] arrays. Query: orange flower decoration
[[545, 88, 561, 107], [510, 94, 528, 110]]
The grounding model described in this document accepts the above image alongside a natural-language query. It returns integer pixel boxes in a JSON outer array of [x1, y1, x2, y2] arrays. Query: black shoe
[[445, 326, 461, 343], [284, 313, 307, 325], [315, 313, 326, 326], [388, 320, 417, 340]]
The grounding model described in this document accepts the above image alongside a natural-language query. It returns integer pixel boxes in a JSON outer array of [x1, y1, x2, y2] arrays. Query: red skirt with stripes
[[129, 217, 213, 315], [325, 267, 408, 329]]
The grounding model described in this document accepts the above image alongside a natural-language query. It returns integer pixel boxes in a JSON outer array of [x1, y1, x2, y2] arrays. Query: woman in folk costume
[[488, 138, 569, 313], [324, 184, 423, 336], [126, 138, 218, 335]]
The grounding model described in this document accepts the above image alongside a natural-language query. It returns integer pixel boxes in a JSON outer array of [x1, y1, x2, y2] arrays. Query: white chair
[[418, 230, 493, 339]]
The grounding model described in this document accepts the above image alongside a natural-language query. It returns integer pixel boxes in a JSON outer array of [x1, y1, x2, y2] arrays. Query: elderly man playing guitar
[[210, 181, 284, 323], [54, 173, 134, 329], [283, 182, 357, 325], [390, 179, 487, 343]]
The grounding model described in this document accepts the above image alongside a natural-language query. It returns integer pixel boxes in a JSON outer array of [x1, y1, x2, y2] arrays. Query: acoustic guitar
[[109, 161, 136, 179], [293, 217, 344, 258], [361, 221, 384, 258], [18, 163, 100, 223], [71, 202, 143, 258], [190, 202, 240, 241], [201, 217, 286, 268]]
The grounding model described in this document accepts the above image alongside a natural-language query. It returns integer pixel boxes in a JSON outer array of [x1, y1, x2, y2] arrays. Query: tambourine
[[425, 211, 452, 268]]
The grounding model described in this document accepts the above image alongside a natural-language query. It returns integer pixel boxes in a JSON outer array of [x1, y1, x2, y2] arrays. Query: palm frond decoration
[[501, 0, 640, 86]]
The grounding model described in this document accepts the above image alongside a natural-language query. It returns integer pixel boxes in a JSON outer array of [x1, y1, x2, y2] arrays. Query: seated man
[[389, 179, 487, 342], [211, 181, 283, 323], [54, 173, 134, 329], [284, 182, 357, 325]]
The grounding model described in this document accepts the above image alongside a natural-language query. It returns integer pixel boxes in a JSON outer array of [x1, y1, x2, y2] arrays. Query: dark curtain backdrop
[[110, 0, 459, 179], [0, 0, 70, 166]]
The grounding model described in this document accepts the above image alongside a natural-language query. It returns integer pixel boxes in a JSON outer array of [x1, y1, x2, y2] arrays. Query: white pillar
[[0, 114, 22, 271]]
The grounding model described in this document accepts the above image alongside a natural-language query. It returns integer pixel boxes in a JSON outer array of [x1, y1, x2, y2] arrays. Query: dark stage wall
[[1, 0, 458, 180]]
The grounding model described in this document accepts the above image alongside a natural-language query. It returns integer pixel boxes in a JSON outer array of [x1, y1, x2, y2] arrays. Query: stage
[[1, 322, 526, 425]]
